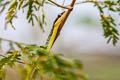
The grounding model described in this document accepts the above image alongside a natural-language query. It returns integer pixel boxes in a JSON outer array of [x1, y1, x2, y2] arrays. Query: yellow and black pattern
[[46, 11, 67, 51]]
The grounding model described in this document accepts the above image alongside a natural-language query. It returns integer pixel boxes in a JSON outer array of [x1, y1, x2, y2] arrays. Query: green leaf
[[8, 0, 18, 10]]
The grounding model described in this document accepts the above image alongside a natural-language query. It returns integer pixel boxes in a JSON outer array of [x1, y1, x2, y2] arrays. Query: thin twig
[[58, 0, 76, 33], [48, 0, 71, 9], [16, 60, 25, 64], [0, 1, 10, 15], [62, 0, 66, 6], [0, 6, 5, 14], [0, 54, 6, 57], [0, 37, 32, 46], [75, 0, 118, 6], [30, 68, 36, 80]]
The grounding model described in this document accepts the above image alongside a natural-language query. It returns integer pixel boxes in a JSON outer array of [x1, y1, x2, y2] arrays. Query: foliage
[[0, 0, 120, 80], [0, 0, 46, 30], [96, 0, 120, 45], [0, 40, 86, 80], [76, 0, 120, 45]]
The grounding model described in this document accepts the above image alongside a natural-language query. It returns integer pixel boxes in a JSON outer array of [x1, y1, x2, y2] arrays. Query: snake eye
[[58, 15, 61, 17], [58, 14, 61, 17]]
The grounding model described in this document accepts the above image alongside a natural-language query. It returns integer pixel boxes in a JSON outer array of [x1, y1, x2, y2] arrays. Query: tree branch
[[50, 0, 76, 49], [48, 0, 72, 9], [75, 0, 118, 6], [57, 0, 76, 34]]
